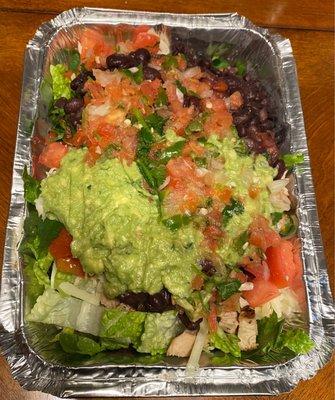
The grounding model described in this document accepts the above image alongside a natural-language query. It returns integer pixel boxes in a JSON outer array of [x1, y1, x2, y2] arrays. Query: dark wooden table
[[0, 1, 333, 399]]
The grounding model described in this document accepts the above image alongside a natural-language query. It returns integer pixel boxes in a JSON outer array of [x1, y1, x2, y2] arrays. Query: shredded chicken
[[219, 311, 239, 334], [238, 307, 258, 351], [167, 330, 197, 357]]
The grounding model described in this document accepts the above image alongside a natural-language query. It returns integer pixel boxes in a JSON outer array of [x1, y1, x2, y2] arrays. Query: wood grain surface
[[0, 2, 334, 400], [0, 0, 334, 30]]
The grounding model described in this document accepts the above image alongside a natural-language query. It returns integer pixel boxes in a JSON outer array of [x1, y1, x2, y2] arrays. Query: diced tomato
[[229, 91, 243, 110], [49, 228, 73, 260], [140, 79, 161, 102], [266, 240, 297, 288], [56, 258, 85, 278], [208, 302, 218, 332], [133, 32, 159, 50], [39, 142, 68, 169], [243, 259, 270, 281], [214, 186, 232, 203], [248, 185, 260, 199], [203, 225, 224, 251], [191, 275, 204, 290], [249, 216, 281, 252], [79, 28, 114, 68], [133, 25, 150, 36], [242, 279, 279, 307], [203, 97, 233, 138], [49, 228, 85, 277], [212, 80, 228, 92], [182, 140, 206, 157]]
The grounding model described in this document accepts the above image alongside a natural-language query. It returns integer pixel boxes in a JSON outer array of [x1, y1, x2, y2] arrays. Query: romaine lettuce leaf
[[136, 310, 182, 355], [27, 289, 104, 336], [58, 328, 101, 356], [100, 308, 146, 346], [23, 255, 45, 306], [278, 328, 314, 354], [20, 205, 63, 305], [33, 252, 54, 287], [22, 167, 41, 204], [50, 64, 72, 100], [209, 327, 241, 357], [54, 270, 75, 290]]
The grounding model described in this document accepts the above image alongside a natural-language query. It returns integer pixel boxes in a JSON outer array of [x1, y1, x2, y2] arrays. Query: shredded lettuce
[[209, 327, 241, 357], [58, 328, 101, 356], [100, 308, 146, 346], [27, 288, 104, 336], [22, 167, 41, 204], [20, 205, 63, 306], [136, 310, 182, 355], [278, 328, 314, 354], [50, 64, 72, 100], [281, 152, 304, 169]]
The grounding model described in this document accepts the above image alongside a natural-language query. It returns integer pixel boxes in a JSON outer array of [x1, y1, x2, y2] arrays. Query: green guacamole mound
[[40, 149, 202, 298]]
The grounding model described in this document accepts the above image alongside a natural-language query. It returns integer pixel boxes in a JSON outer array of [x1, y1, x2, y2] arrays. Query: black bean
[[64, 97, 84, 114], [261, 119, 275, 130], [54, 97, 67, 109], [106, 53, 134, 70], [199, 258, 216, 276], [129, 48, 151, 65], [146, 289, 174, 313], [67, 110, 82, 127], [117, 289, 174, 313], [178, 312, 202, 330], [183, 94, 201, 110], [70, 70, 95, 93], [143, 66, 162, 81]]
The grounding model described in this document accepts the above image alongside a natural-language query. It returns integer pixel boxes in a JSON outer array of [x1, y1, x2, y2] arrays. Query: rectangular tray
[[0, 7, 334, 397]]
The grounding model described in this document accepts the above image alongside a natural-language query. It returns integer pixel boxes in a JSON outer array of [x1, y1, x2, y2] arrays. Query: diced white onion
[[176, 88, 184, 103], [129, 67, 139, 73], [157, 30, 170, 55], [158, 176, 170, 190], [239, 282, 254, 291], [186, 319, 208, 376], [59, 282, 101, 306], [50, 262, 57, 289], [35, 196, 46, 219]]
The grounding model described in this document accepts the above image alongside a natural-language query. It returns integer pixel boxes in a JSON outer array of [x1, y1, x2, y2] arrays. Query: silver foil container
[[0, 8, 334, 397]]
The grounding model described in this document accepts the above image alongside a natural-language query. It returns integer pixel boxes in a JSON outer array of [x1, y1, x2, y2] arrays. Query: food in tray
[[21, 24, 313, 368]]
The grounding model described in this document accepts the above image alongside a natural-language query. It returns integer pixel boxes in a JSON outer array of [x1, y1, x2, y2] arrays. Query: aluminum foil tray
[[0, 7, 334, 397]]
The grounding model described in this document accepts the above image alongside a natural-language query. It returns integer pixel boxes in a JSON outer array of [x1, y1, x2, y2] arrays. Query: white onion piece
[[268, 177, 290, 211], [157, 30, 170, 55], [59, 282, 101, 306], [186, 319, 208, 376], [35, 196, 46, 219], [158, 176, 171, 190], [87, 103, 110, 117], [50, 263, 57, 290], [182, 66, 201, 79], [176, 88, 184, 103]]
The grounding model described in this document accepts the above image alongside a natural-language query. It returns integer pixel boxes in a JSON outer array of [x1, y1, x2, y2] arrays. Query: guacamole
[[41, 149, 202, 298]]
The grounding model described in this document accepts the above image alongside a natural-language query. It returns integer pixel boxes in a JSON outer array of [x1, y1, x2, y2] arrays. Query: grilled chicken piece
[[219, 311, 239, 334], [238, 306, 258, 351], [167, 330, 196, 357]]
